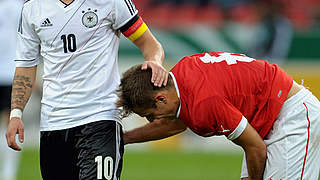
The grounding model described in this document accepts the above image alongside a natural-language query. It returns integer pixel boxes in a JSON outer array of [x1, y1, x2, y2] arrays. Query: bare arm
[[6, 66, 37, 151], [124, 118, 187, 145], [11, 67, 37, 110], [133, 29, 167, 87], [233, 123, 266, 180]]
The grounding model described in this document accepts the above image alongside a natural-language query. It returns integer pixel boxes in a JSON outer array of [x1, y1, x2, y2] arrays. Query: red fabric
[[170, 52, 293, 138], [301, 103, 311, 180]]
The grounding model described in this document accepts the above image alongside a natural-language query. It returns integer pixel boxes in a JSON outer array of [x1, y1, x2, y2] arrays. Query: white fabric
[[228, 116, 248, 140], [10, 109, 23, 120], [16, 0, 137, 131], [113, 122, 121, 180], [241, 87, 320, 179], [0, 0, 23, 85], [169, 72, 181, 118]]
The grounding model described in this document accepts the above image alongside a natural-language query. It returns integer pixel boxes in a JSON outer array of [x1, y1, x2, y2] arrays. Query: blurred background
[[1, 0, 320, 179]]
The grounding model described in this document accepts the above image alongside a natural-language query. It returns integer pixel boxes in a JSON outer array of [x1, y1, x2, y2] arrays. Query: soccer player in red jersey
[[116, 52, 320, 180]]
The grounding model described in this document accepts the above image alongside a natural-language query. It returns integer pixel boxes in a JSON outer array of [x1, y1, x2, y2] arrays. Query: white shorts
[[241, 87, 320, 180]]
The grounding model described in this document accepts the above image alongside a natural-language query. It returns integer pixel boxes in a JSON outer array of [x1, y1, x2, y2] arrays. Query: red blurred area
[[133, 0, 320, 30]]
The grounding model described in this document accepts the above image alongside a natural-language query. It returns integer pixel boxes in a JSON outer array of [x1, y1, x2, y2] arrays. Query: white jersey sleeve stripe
[[228, 116, 248, 140], [123, 0, 134, 15], [128, 0, 136, 13], [112, 0, 138, 30]]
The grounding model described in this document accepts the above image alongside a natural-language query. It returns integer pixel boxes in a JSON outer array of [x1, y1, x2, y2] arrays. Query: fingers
[[153, 68, 167, 87], [141, 62, 155, 83], [18, 124, 24, 143], [5, 118, 23, 151], [6, 129, 22, 151], [141, 61, 168, 87], [141, 61, 148, 70]]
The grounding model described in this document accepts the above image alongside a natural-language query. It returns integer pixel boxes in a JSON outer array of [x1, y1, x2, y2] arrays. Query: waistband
[[278, 87, 312, 118]]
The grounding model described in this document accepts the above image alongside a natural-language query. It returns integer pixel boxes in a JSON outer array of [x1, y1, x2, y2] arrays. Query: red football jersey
[[170, 52, 293, 139]]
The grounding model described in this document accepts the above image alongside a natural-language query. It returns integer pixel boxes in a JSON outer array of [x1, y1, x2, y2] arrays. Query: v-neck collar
[[57, 0, 77, 9]]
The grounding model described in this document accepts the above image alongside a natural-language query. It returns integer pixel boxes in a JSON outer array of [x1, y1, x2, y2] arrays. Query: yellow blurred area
[[149, 133, 184, 150], [283, 63, 320, 99]]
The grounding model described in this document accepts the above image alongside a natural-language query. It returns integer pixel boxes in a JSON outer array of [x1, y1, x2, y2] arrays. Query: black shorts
[[40, 120, 124, 180], [0, 86, 11, 112]]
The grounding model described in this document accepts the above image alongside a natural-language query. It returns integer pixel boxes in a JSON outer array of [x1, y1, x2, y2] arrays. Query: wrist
[[123, 132, 130, 145], [10, 109, 23, 120]]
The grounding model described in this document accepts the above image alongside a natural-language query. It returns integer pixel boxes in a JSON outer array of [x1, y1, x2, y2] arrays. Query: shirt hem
[[40, 117, 122, 131]]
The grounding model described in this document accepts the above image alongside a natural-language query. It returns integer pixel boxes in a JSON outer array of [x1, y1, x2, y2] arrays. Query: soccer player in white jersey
[[5, 0, 168, 179]]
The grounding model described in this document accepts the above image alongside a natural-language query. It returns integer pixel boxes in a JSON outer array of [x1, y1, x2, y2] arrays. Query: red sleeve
[[194, 97, 246, 139]]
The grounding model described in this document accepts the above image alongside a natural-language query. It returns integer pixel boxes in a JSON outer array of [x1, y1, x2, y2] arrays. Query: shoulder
[[21, 0, 41, 17], [23, 0, 36, 7], [22, 0, 43, 11], [195, 96, 224, 108]]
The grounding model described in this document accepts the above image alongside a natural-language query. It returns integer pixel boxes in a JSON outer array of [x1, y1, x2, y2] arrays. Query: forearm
[[134, 29, 164, 64], [245, 147, 266, 180], [233, 122, 267, 180], [11, 66, 37, 111], [124, 119, 186, 144]]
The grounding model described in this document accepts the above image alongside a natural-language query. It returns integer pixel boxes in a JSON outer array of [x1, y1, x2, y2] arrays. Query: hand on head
[[141, 61, 168, 87]]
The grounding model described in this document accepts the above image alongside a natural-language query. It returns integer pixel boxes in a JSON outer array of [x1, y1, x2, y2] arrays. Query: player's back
[[171, 52, 293, 138]]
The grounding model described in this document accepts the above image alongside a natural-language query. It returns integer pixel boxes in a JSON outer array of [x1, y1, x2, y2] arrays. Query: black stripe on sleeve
[[123, 0, 134, 15], [128, 0, 136, 13], [14, 59, 37, 62], [119, 14, 139, 32], [18, 7, 24, 34]]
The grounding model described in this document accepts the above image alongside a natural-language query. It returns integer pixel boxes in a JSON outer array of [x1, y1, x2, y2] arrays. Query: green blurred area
[[16, 148, 320, 180], [18, 148, 243, 180], [119, 28, 320, 62]]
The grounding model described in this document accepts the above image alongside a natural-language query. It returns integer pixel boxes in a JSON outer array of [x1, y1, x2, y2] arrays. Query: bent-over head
[[116, 64, 173, 118]]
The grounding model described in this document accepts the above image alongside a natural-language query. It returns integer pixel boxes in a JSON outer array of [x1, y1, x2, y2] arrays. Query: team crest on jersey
[[82, 9, 98, 28]]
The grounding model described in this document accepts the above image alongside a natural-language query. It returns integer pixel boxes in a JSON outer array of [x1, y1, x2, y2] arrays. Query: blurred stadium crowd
[[134, 0, 320, 31]]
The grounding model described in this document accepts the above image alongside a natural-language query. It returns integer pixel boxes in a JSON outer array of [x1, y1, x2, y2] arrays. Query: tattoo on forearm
[[11, 75, 33, 110]]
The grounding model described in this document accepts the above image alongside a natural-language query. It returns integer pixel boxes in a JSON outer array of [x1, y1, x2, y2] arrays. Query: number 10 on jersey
[[61, 34, 77, 53]]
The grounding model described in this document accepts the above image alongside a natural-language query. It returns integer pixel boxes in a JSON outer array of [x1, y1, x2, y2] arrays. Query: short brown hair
[[116, 64, 172, 118]]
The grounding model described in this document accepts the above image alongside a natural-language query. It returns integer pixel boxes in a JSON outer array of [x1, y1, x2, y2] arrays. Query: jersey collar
[[169, 72, 181, 118]]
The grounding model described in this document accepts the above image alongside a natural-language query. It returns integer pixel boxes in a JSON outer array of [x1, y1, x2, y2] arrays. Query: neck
[[167, 83, 180, 117], [60, 0, 74, 5]]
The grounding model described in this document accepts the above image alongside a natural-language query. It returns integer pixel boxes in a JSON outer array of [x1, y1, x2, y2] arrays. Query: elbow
[[244, 142, 267, 160], [258, 144, 267, 162], [253, 143, 267, 156], [260, 143, 267, 155]]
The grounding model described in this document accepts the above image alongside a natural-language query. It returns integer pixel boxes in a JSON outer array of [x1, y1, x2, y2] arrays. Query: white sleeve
[[111, 0, 138, 30], [227, 116, 248, 140], [15, 6, 41, 67]]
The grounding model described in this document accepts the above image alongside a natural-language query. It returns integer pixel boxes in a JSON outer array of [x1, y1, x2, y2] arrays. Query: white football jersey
[[16, 0, 138, 131]]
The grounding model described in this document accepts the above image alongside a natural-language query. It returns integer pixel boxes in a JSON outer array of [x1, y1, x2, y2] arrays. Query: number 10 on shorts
[[95, 156, 114, 180]]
